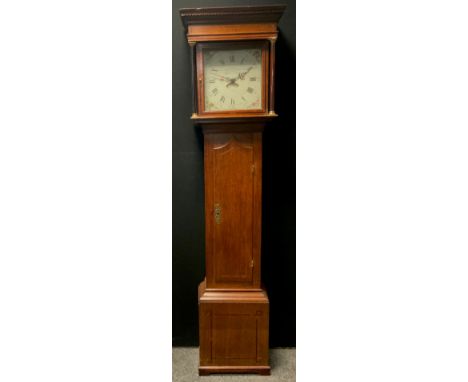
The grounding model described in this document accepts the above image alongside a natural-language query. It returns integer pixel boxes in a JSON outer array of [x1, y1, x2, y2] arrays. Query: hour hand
[[210, 73, 229, 81]]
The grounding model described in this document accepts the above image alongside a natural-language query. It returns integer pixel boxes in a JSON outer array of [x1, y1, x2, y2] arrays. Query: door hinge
[[251, 164, 255, 174], [250, 259, 254, 268]]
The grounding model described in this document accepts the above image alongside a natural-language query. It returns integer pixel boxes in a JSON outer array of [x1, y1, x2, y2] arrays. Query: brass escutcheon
[[214, 203, 222, 224]]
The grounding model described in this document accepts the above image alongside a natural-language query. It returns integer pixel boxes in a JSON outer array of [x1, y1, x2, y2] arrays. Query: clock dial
[[203, 47, 263, 112]]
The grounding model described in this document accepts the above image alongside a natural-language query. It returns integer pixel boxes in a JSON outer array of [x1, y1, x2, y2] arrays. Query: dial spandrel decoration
[[203, 47, 262, 112]]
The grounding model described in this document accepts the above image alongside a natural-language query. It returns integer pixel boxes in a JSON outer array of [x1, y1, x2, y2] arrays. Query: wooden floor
[[172, 347, 295, 381]]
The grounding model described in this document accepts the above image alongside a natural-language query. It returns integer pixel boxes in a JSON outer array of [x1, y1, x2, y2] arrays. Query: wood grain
[[187, 23, 277, 42], [269, 38, 277, 114], [204, 132, 262, 290], [198, 280, 270, 375]]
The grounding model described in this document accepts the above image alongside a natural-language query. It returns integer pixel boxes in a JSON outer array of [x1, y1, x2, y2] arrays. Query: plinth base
[[199, 365, 270, 375], [198, 280, 270, 376]]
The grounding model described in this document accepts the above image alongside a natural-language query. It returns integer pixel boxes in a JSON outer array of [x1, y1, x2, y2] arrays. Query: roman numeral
[[247, 87, 254, 94], [212, 88, 218, 95], [252, 50, 261, 63], [240, 57, 245, 64], [229, 55, 235, 63], [220, 96, 225, 103], [231, 98, 235, 105]]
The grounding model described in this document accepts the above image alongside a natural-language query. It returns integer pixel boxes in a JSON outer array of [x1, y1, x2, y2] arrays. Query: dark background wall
[[172, 0, 296, 347]]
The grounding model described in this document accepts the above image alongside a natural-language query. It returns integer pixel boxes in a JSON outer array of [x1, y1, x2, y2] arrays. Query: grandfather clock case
[[180, 6, 285, 376]]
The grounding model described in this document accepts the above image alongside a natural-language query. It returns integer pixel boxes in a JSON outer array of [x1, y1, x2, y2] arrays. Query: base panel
[[198, 280, 270, 374]]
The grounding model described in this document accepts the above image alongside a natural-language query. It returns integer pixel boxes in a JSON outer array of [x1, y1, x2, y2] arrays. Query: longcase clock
[[180, 5, 286, 376]]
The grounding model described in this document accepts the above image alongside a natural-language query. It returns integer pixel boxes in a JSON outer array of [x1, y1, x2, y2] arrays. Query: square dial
[[203, 47, 263, 112]]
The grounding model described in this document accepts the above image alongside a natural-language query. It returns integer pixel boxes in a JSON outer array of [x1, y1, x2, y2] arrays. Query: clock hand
[[210, 73, 229, 81], [226, 78, 239, 87], [238, 66, 253, 80], [211, 73, 240, 88], [210, 72, 241, 87]]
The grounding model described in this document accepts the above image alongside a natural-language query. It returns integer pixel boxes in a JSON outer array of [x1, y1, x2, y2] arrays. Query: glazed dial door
[[203, 47, 263, 112]]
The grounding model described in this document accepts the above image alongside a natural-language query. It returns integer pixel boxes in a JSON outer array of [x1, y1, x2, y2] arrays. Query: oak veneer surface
[[204, 132, 263, 289], [198, 280, 270, 374]]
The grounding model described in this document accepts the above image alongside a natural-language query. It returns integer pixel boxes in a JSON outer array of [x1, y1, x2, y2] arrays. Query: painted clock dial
[[203, 47, 262, 112]]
